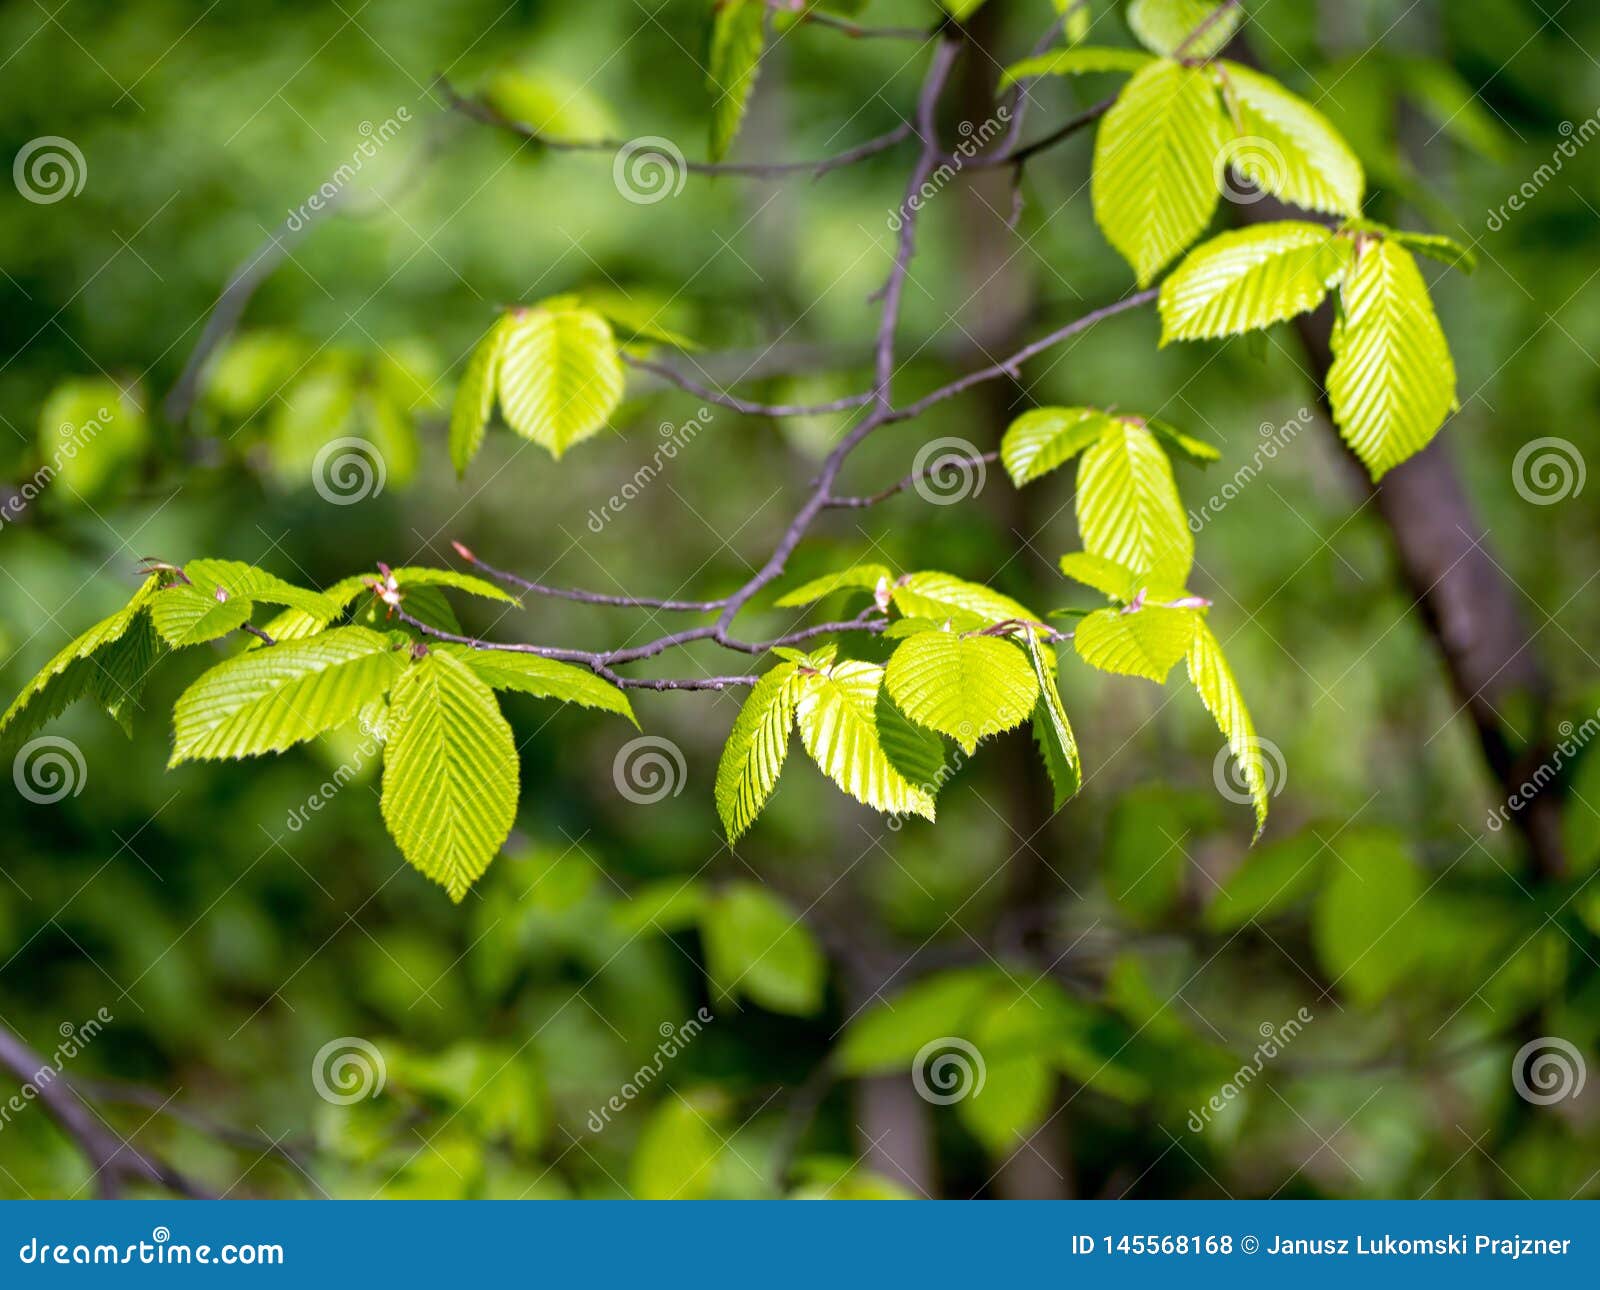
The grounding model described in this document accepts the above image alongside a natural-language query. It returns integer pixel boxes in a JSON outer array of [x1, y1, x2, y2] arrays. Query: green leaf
[[441, 645, 635, 724], [774, 563, 891, 609], [1058, 0, 1092, 42], [1145, 417, 1222, 464], [708, 0, 765, 162], [885, 631, 1038, 755], [1187, 619, 1269, 836], [793, 660, 935, 820], [1000, 406, 1118, 486], [958, 1013, 1056, 1154], [380, 649, 520, 902], [1159, 222, 1353, 343], [449, 318, 508, 476], [1126, 0, 1241, 58], [1384, 228, 1478, 275], [631, 1095, 723, 1200], [1026, 628, 1080, 808], [90, 613, 162, 735], [874, 689, 948, 796], [0, 575, 161, 747], [1074, 606, 1197, 683], [1311, 830, 1423, 1005], [1058, 552, 1138, 602], [1001, 47, 1155, 86], [1077, 420, 1193, 579], [495, 302, 624, 458], [255, 573, 373, 645], [836, 968, 1005, 1073], [939, 0, 989, 18], [1093, 59, 1229, 285], [182, 559, 340, 618], [1214, 61, 1365, 217], [170, 626, 402, 764], [149, 584, 254, 647], [889, 572, 1041, 632], [1204, 830, 1329, 930], [1327, 239, 1456, 480], [714, 663, 799, 841], [612, 879, 710, 935], [1104, 787, 1189, 922], [701, 882, 825, 1015], [388, 567, 521, 606]]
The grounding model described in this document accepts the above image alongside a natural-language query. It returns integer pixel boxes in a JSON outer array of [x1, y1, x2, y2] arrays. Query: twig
[[620, 353, 875, 419], [0, 1023, 210, 1198], [439, 78, 914, 180]]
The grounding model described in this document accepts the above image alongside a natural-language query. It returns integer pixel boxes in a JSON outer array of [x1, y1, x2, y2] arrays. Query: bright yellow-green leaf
[[775, 563, 891, 609], [889, 572, 1041, 632], [0, 575, 161, 747], [1074, 606, 1197, 683], [1187, 618, 1268, 836], [495, 302, 624, 458], [1093, 59, 1229, 285], [1160, 222, 1354, 343], [171, 626, 402, 764], [380, 648, 519, 901], [1077, 420, 1193, 580], [715, 663, 799, 841], [1002, 46, 1154, 86], [1058, 552, 1138, 602], [631, 1095, 723, 1200], [793, 660, 934, 820], [1126, 0, 1240, 58], [183, 559, 340, 618], [885, 630, 1037, 755], [1000, 406, 1118, 486], [449, 317, 509, 476], [149, 584, 254, 647], [1214, 61, 1365, 217], [1327, 239, 1456, 480], [441, 645, 635, 725]]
